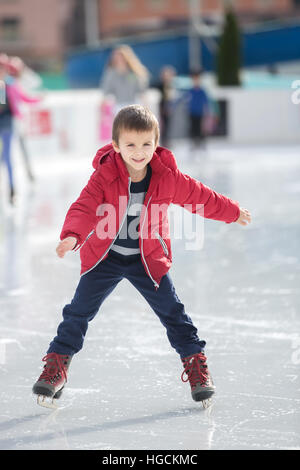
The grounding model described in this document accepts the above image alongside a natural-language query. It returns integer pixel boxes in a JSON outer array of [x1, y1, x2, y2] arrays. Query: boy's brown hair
[[112, 105, 160, 145]]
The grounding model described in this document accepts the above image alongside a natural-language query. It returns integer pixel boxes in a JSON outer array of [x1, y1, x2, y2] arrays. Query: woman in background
[[99, 45, 149, 142]]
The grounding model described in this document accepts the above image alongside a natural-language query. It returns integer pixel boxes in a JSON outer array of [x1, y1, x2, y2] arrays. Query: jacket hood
[[92, 143, 114, 169]]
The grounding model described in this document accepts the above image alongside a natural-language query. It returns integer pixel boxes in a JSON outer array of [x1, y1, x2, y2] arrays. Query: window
[[0, 17, 21, 41]]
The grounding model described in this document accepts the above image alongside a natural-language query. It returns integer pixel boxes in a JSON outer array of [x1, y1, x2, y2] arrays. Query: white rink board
[[18, 86, 300, 163]]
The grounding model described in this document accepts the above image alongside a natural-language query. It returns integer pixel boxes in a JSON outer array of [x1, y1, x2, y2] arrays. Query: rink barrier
[[21, 86, 300, 159]]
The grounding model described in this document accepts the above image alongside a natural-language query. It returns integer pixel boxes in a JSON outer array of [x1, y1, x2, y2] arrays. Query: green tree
[[216, 6, 242, 86]]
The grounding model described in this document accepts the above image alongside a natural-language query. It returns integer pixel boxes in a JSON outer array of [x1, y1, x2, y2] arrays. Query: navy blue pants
[[0, 127, 14, 191], [48, 251, 205, 359]]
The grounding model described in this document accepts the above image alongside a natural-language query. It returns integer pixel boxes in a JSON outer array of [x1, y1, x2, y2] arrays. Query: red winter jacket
[[60, 144, 240, 288]]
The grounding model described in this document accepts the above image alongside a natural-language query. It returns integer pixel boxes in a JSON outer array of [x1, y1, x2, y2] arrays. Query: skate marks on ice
[[0, 409, 71, 450], [217, 393, 300, 450], [6, 384, 300, 450], [0, 399, 216, 450]]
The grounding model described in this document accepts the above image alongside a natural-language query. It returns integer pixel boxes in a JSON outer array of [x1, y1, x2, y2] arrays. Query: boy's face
[[112, 129, 157, 174]]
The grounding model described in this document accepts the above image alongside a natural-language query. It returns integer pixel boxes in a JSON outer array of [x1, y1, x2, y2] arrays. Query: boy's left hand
[[236, 207, 252, 226]]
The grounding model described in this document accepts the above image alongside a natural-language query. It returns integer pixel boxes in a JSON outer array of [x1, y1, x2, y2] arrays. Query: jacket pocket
[[155, 232, 169, 256]]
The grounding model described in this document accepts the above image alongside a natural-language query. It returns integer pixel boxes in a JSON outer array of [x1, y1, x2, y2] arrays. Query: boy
[[32, 105, 251, 408], [187, 69, 209, 149]]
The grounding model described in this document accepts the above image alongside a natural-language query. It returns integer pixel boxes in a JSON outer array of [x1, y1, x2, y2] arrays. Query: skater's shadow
[[0, 406, 214, 449], [69, 405, 209, 435], [0, 413, 42, 433], [0, 413, 43, 449]]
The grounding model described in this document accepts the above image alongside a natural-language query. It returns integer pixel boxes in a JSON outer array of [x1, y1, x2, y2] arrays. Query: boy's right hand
[[236, 207, 252, 226], [56, 237, 77, 258]]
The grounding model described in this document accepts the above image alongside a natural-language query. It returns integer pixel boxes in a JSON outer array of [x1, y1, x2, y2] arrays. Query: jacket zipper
[[140, 196, 159, 289], [155, 232, 169, 256], [74, 229, 95, 252], [80, 177, 132, 276]]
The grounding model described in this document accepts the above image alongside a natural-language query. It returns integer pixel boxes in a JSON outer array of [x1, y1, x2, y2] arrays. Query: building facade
[[0, 0, 74, 68], [98, 0, 296, 37], [0, 0, 299, 68]]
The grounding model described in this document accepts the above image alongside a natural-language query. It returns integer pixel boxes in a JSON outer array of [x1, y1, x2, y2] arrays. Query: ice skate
[[32, 353, 72, 409], [181, 352, 215, 408], [9, 186, 17, 206]]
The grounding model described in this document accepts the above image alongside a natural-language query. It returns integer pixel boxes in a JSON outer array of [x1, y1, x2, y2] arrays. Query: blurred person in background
[[186, 69, 209, 151], [155, 65, 177, 148], [0, 54, 41, 205], [7, 56, 42, 184], [99, 45, 149, 142], [0, 53, 15, 205], [13, 56, 43, 92]]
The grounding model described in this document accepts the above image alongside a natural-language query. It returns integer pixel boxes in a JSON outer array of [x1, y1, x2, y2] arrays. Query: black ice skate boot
[[9, 186, 16, 206], [32, 353, 72, 408], [181, 352, 215, 408]]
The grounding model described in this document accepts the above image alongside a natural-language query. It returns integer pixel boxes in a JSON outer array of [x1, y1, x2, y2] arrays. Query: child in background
[[32, 105, 251, 409], [186, 69, 209, 150]]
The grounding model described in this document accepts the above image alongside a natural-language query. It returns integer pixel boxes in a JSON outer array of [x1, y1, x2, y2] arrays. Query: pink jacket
[[6, 81, 40, 118], [60, 144, 240, 288]]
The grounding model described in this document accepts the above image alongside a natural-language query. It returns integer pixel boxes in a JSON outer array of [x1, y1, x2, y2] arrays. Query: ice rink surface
[[0, 140, 299, 450]]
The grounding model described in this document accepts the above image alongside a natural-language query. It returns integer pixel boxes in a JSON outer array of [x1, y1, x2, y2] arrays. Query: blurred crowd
[[0, 45, 219, 207], [99, 45, 218, 151]]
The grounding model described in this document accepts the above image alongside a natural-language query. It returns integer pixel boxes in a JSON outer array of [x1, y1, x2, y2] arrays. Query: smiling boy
[[33, 105, 251, 408]]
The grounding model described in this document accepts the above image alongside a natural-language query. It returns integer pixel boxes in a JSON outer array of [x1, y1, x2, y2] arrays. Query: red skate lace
[[181, 353, 209, 389], [39, 353, 69, 385]]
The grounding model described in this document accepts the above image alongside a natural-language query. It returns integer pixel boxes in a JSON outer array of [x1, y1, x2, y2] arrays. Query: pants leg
[[126, 260, 206, 358], [19, 133, 34, 181], [47, 257, 123, 355], [189, 115, 205, 148], [0, 129, 14, 190]]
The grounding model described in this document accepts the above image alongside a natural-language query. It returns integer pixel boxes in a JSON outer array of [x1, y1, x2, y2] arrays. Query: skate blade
[[202, 399, 212, 409], [37, 395, 58, 410]]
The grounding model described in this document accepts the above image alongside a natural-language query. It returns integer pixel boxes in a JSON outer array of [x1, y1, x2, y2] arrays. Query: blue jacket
[[187, 87, 208, 117]]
